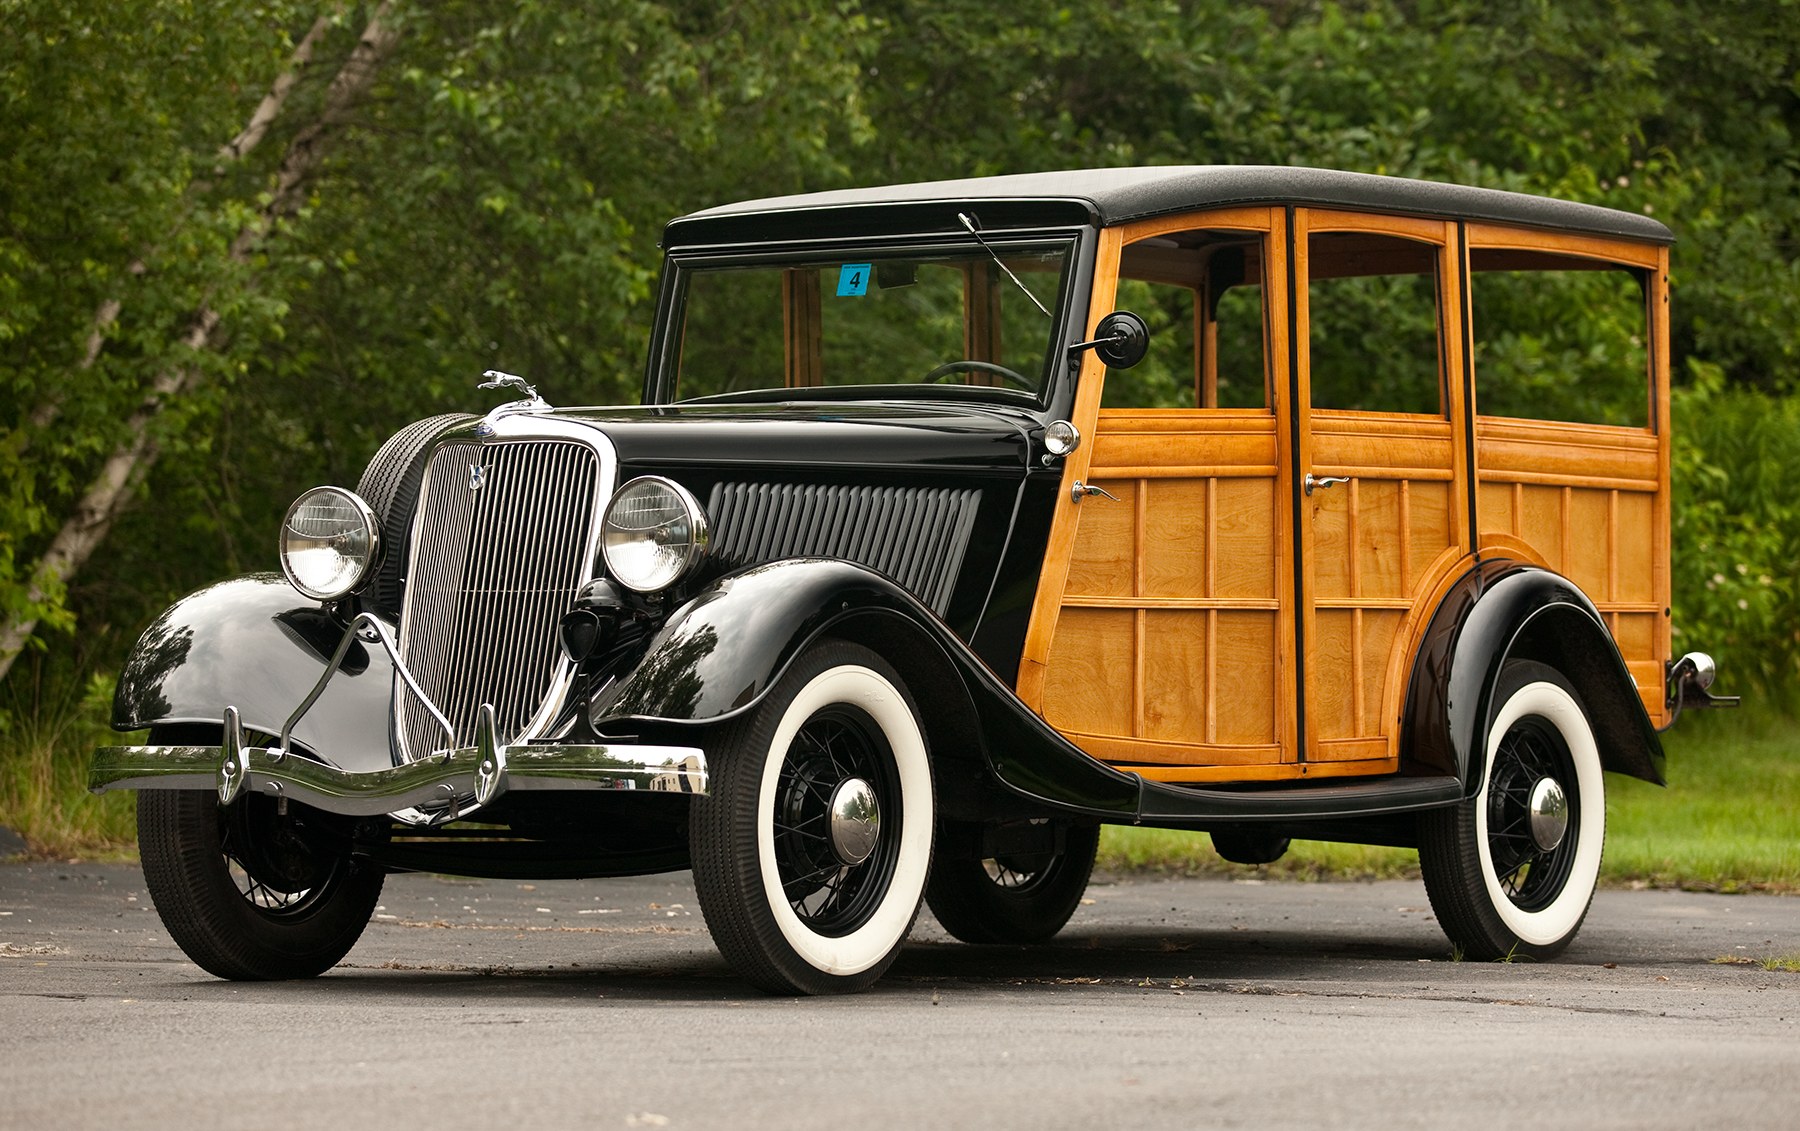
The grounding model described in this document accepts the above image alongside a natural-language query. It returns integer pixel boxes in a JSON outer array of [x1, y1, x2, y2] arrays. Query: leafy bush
[[1670, 364, 1800, 705]]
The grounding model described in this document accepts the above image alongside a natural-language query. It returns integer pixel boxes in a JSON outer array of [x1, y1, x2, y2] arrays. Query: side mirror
[[1069, 310, 1150, 369]]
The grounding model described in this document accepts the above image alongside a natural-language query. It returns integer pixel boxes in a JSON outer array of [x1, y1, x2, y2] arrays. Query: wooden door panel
[[1042, 412, 1286, 767], [1305, 421, 1457, 756], [1041, 607, 1135, 738], [1027, 208, 1297, 780], [1295, 212, 1467, 767]]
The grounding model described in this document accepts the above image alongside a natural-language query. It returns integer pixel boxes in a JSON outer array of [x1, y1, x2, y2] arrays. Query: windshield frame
[[643, 228, 1091, 410]]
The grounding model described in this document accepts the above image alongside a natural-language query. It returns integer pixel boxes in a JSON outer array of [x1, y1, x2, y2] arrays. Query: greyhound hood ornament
[[476, 370, 550, 431]]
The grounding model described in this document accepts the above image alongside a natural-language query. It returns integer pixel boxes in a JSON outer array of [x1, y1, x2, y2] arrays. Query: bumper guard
[[90, 610, 706, 821]]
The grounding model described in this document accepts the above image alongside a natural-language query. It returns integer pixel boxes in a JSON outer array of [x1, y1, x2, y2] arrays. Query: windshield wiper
[[957, 211, 1051, 319]]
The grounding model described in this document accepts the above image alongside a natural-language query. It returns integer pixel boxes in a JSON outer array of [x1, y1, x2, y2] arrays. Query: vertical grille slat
[[705, 482, 981, 617], [395, 439, 600, 763]]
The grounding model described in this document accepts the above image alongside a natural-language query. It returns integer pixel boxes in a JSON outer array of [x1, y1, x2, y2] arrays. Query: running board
[[1132, 775, 1463, 827]]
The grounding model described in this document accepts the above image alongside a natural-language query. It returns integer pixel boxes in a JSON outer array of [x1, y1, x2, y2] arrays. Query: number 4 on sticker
[[837, 264, 872, 297]]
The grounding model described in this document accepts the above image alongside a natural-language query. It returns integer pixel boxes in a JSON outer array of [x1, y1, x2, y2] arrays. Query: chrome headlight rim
[[601, 475, 710, 594], [279, 486, 381, 602]]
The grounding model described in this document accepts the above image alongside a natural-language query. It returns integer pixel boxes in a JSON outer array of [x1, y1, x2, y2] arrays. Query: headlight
[[279, 486, 380, 600], [601, 476, 709, 592]]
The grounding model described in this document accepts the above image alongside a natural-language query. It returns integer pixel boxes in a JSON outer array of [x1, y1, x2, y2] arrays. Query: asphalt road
[[3, 862, 1796, 1130]]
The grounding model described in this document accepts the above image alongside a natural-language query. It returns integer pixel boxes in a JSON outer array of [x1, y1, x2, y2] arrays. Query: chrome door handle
[[1303, 473, 1349, 496], [1071, 480, 1119, 503]]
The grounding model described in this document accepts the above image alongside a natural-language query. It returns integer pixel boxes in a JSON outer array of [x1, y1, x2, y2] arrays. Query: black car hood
[[534, 401, 1035, 474]]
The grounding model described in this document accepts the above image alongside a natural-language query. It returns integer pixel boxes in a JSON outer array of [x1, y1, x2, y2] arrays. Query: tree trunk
[[25, 10, 340, 440], [0, 3, 401, 685], [216, 9, 342, 168]]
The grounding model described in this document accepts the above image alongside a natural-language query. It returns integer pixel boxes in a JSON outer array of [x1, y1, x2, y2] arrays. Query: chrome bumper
[[90, 736, 707, 818], [1662, 650, 1739, 730], [90, 609, 706, 821]]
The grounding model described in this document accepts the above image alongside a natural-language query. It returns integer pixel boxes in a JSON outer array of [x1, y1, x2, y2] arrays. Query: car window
[[1469, 251, 1650, 428], [1105, 231, 1270, 410], [670, 242, 1073, 401], [1307, 232, 1443, 416]]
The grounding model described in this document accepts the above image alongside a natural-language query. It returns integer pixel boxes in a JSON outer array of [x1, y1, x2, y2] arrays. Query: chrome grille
[[395, 438, 600, 762], [707, 482, 980, 615]]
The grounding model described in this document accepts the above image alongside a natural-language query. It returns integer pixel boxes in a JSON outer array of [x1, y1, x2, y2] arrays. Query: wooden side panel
[[782, 269, 823, 387], [1476, 417, 1667, 719], [1041, 413, 1287, 764], [1466, 226, 1671, 726]]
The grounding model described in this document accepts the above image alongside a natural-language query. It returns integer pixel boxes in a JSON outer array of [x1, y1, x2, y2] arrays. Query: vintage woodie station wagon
[[93, 166, 1733, 993]]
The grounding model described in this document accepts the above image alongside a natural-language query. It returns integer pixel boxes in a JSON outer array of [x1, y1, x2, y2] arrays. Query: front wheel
[[926, 823, 1099, 944], [1419, 661, 1604, 961], [138, 784, 383, 980], [690, 641, 934, 994]]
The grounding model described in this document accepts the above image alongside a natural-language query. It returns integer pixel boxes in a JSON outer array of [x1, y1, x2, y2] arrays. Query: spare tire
[[354, 413, 475, 616]]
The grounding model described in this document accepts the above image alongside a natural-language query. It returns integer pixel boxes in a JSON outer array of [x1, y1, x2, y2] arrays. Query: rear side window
[[1307, 232, 1443, 416], [1470, 251, 1650, 429]]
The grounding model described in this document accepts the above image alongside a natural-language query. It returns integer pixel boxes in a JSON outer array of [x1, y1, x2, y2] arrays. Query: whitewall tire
[[1420, 660, 1604, 960], [691, 640, 934, 994]]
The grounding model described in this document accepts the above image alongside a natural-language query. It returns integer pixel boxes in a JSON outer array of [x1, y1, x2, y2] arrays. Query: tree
[[0, 2, 403, 685]]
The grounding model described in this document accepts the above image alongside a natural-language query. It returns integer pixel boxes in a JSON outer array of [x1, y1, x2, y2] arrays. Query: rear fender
[[111, 575, 395, 772], [1403, 560, 1665, 791]]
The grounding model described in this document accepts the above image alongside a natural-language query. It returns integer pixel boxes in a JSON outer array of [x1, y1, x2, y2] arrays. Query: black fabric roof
[[671, 165, 1673, 245]]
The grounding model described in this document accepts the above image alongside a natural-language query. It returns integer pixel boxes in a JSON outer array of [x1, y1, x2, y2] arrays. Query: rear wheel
[[137, 728, 383, 980], [1419, 661, 1604, 960], [926, 823, 1098, 944], [690, 641, 934, 994]]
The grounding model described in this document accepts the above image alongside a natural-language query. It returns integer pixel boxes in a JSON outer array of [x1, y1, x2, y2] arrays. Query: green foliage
[[1669, 366, 1800, 702], [1603, 710, 1800, 891], [0, 0, 309, 654], [1307, 269, 1442, 414], [3, 0, 1800, 851], [1471, 266, 1650, 428]]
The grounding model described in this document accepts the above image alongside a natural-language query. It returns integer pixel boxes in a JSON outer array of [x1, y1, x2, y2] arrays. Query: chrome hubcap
[[828, 777, 881, 865], [1528, 777, 1569, 852]]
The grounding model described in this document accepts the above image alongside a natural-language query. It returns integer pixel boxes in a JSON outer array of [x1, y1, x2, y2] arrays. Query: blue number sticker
[[836, 263, 872, 297]]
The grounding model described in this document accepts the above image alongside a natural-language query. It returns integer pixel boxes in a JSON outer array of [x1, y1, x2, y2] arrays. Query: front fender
[[1403, 560, 1664, 791], [589, 558, 1144, 819], [111, 575, 395, 772], [592, 559, 948, 724]]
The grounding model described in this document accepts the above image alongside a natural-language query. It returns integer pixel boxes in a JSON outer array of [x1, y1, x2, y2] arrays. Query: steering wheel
[[922, 359, 1034, 390]]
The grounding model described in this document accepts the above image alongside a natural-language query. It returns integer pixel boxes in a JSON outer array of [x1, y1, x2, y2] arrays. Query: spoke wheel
[[770, 706, 903, 936], [1420, 660, 1604, 961], [137, 728, 383, 980], [691, 641, 934, 994], [1483, 716, 1580, 912], [927, 823, 1099, 944]]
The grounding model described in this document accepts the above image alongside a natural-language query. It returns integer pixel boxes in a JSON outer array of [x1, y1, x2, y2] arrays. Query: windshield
[[666, 239, 1075, 402]]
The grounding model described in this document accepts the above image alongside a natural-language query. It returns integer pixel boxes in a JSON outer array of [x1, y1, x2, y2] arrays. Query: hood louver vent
[[707, 482, 980, 616]]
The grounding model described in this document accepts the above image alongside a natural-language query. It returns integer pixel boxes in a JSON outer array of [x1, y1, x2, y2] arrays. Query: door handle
[[1071, 480, 1119, 503], [1303, 473, 1349, 496]]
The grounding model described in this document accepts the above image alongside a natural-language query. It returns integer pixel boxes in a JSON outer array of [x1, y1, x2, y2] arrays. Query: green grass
[[1603, 712, 1800, 891], [0, 670, 139, 860], [1712, 953, 1800, 972], [1098, 709, 1800, 892]]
